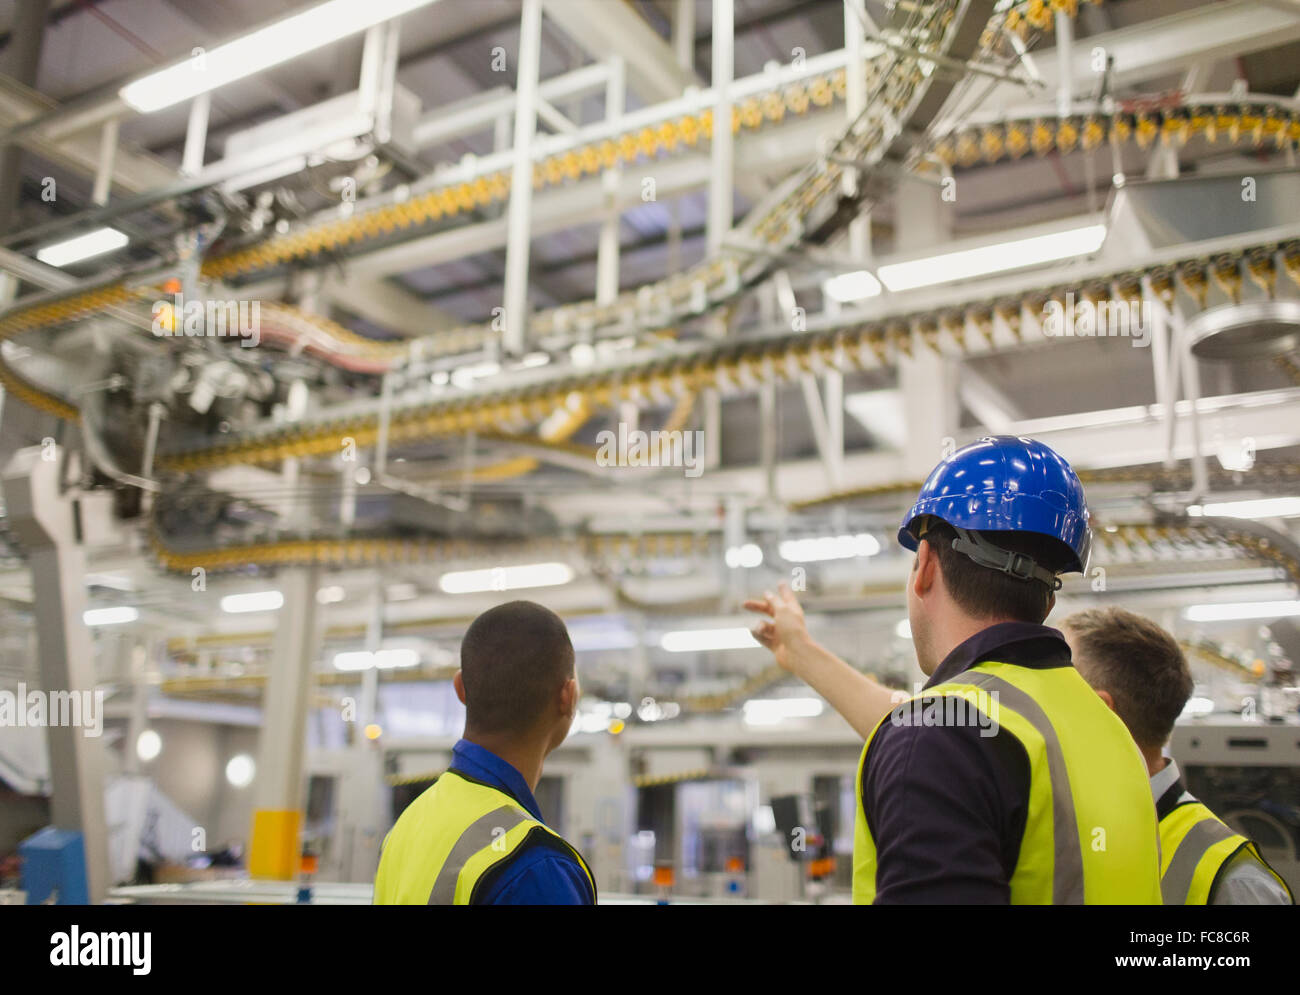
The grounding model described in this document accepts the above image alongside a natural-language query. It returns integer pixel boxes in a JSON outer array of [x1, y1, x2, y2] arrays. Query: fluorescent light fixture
[[376, 648, 420, 669], [450, 360, 500, 389], [569, 627, 640, 652], [1181, 696, 1216, 719], [333, 648, 421, 671], [1187, 497, 1300, 520], [333, 651, 374, 672], [779, 533, 881, 563], [895, 618, 912, 640], [823, 269, 882, 302], [36, 227, 128, 267], [725, 543, 763, 569], [877, 224, 1107, 292], [660, 627, 758, 653], [637, 699, 680, 722], [316, 585, 346, 605], [119, 0, 437, 113], [438, 562, 574, 594], [220, 590, 283, 614], [1183, 600, 1300, 623], [136, 729, 162, 762], [743, 697, 824, 725], [225, 753, 255, 788], [84, 606, 139, 626]]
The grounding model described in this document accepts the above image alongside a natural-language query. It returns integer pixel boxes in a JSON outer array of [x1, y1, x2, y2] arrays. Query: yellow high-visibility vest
[[853, 660, 1162, 904], [1159, 798, 1293, 905], [373, 769, 595, 905]]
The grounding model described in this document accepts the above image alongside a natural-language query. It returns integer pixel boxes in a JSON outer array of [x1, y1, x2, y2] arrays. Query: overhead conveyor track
[[0, 0, 1002, 435]]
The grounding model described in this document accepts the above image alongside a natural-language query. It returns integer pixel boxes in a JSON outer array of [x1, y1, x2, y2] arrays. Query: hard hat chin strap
[[948, 525, 1062, 591]]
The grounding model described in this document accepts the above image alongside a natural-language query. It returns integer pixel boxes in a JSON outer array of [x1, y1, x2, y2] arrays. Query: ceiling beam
[[543, 0, 696, 102], [945, 0, 1300, 129]]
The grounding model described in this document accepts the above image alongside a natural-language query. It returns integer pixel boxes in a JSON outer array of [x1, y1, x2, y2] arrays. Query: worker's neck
[[930, 612, 1025, 670], [464, 728, 548, 791], [1143, 748, 1169, 779]]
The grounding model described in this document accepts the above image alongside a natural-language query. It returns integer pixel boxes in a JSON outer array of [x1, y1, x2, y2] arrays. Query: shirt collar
[[1149, 754, 1180, 800], [924, 621, 1072, 689], [1150, 754, 1193, 819], [449, 738, 544, 822]]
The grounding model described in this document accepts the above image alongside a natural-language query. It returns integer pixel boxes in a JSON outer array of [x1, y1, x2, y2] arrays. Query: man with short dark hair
[[1064, 607, 1293, 905], [749, 436, 1161, 903], [373, 600, 595, 905]]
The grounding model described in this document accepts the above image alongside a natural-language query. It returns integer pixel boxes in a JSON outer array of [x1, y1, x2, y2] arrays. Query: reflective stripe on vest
[[427, 804, 533, 905], [1159, 800, 1293, 905], [373, 770, 595, 905], [852, 660, 1161, 905], [961, 671, 1085, 904]]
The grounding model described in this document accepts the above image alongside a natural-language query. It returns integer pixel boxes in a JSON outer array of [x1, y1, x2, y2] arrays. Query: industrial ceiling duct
[[1187, 299, 1300, 361]]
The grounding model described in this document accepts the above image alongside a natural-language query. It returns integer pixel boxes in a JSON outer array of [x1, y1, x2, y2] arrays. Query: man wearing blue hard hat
[[747, 436, 1162, 903]]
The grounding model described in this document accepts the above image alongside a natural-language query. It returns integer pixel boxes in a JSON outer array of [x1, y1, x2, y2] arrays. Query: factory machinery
[[1, 0, 1300, 902], [0, 1, 1296, 584]]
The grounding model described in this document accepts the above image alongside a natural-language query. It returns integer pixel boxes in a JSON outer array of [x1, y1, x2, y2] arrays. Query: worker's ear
[[453, 670, 467, 706], [1094, 687, 1116, 714], [912, 539, 939, 599], [559, 675, 579, 718]]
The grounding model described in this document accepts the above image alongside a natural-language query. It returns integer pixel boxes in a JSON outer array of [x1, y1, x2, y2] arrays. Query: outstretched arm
[[745, 583, 900, 740]]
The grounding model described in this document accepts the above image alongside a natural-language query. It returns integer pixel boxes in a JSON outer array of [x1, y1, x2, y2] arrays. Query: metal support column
[[181, 93, 211, 177], [706, 0, 734, 256], [0, 0, 49, 234], [248, 564, 322, 879], [844, 0, 871, 264], [896, 179, 956, 476], [703, 0, 735, 470], [674, 0, 696, 74], [2, 446, 110, 902], [1055, 9, 1073, 120], [596, 57, 625, 306], [502, 0, 543, 355], [92, 119, 119, 208]]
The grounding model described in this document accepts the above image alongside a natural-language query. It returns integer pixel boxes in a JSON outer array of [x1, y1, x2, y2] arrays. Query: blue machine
[[18, 827, 89, 905]]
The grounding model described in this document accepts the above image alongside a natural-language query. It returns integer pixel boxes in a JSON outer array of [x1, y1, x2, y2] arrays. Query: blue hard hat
[[897, 436, 1091, 575]]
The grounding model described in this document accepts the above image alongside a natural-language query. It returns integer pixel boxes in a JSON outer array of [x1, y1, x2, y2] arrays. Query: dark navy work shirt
[[449, 739, 595, 905], [860, 622, 1072, 904]]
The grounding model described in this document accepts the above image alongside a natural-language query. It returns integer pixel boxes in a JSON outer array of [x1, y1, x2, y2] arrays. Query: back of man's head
[[460, 601, 575, 738], [1063, 606, 1192, 752], [920, 519, 1075, 625]]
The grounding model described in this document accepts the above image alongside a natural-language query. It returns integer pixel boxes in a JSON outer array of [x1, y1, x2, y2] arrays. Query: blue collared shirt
[[448, 739, 594, 905]]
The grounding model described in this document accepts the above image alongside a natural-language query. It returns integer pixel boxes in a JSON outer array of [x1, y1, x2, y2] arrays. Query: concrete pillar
[[248, 565, 322, 879], [706, 0, 734, 255], [502, 0, 543, 354], [895, 179, 957, 476], [596, 57, 625, 306], [2, 446, 110, 902]]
